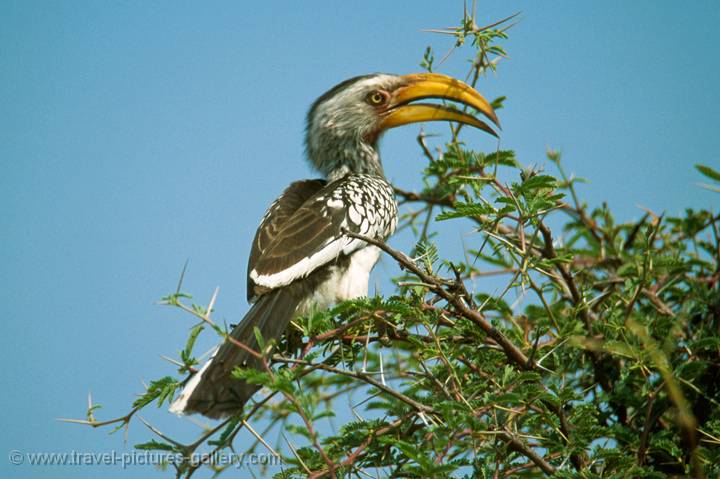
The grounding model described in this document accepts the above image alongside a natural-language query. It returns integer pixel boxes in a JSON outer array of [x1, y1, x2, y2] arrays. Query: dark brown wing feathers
[[252, 205, 344, 276], [246, 179, 326, 301]]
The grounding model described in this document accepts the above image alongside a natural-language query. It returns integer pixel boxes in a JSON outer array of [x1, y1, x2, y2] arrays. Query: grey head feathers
[[304, 73, 403, 181]]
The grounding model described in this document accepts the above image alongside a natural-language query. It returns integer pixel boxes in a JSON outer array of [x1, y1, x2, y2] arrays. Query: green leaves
[[414, 240, 439, 273], [132, 377, 180, 409], [516, 173, 557, 192], [134, 439, 179, 453], [436, 201, 495, 221], [420, 46, 434, 72], [695, 163, 720, 182], [178, 323, 203, 373], [695, 163, 720, 192]]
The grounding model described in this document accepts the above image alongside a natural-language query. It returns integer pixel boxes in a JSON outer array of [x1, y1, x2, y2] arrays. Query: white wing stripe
[[250, 237, 369, 290]]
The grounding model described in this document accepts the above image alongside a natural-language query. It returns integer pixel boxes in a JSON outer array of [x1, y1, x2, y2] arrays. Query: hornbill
[[169, 73, 499, 418]]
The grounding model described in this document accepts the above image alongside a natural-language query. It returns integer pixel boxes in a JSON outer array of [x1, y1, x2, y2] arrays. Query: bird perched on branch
[[169, 72, 499, 418]]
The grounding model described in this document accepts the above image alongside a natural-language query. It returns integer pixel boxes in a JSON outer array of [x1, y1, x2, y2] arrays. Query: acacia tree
[[68, 8, 720, 479]]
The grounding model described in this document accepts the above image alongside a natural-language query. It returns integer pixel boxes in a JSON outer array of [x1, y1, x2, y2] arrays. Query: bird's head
[[305, 73, 499, 180]]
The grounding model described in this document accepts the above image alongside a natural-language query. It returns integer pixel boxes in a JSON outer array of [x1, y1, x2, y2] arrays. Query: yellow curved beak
[[379, 73, 500, 138]]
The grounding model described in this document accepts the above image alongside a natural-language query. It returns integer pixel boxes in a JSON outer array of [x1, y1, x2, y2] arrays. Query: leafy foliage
[[74, 7, 719, 479]]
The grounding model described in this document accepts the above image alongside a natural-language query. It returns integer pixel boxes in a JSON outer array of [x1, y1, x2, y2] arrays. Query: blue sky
[[2, 1, 719, 478]]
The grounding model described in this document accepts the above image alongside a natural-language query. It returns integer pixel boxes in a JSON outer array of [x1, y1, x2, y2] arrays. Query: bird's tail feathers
[[169, 286, 304, 419]]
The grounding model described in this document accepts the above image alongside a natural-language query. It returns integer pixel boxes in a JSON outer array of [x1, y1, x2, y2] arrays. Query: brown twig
[[496, 430, 556, 475]]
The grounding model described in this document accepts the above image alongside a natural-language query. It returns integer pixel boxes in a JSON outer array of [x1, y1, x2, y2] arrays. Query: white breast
[[297, 245, 381, 314]]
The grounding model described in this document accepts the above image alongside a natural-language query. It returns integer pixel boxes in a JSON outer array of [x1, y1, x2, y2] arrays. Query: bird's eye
[[366, 90, 387, 106]]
